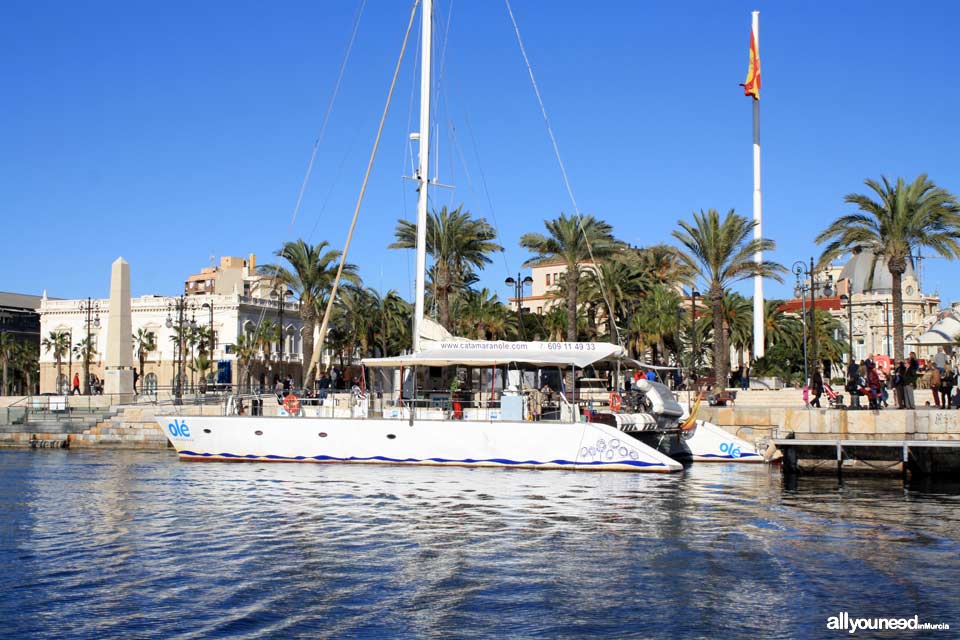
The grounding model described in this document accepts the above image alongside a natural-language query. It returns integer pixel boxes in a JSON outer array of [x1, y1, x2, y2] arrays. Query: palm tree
[[133, 328, 157, 383], [816, 175, 960, 361], [763, 300, 803, 352], [41, 331, 70, 393], [72, 337, 97, 393], [633, 284, 682, 364], [0, 332, 14, 396], [371, 290, 410, 357], [635, 244, 696, 289], [259, 239, 359, 389], [12, 341, 39, 395], [257, 320, 280, 374], [578, 258, 646, 341], [233, 334, 258, 392], [719, 293, 753, 370], [520, 213, 620, 342], [673, 208, 785, 388], [542, 306, 568, 342], [390, 205, 502, 332], [194, 354, 212, 391], [459, 288, 515, 341]]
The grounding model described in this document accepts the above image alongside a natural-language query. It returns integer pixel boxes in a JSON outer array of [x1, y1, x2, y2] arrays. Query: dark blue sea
[[1, 450, 957, 639]]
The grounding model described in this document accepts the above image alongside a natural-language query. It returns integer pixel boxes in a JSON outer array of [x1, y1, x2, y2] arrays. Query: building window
[[537, 306, 543, 314], [545, 274, 550, 286]]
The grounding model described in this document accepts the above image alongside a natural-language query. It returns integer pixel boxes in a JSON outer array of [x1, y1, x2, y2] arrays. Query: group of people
[[69, 372, 104, 395], [842, 348, 958, 410]]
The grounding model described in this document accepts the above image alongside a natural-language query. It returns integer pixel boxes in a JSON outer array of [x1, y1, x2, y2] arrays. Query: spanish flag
[[740, 29, 761, 100]]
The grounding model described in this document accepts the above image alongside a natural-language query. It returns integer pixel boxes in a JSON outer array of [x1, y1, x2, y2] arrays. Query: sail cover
[[363, 340, 625, 368]]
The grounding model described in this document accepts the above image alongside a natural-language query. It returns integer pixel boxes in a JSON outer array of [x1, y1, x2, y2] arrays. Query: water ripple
[[1, 451, 958, 639]]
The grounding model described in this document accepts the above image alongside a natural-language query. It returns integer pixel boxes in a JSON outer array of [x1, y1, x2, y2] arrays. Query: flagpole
[[751, 10, 765, 362]]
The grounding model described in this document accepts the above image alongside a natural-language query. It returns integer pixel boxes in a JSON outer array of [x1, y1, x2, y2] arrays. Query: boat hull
[[156, 415, 683, 472], [677, 420, 764, 462]]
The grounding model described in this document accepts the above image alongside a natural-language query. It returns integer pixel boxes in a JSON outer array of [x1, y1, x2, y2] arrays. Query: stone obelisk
[[104, 257, 134, 403]]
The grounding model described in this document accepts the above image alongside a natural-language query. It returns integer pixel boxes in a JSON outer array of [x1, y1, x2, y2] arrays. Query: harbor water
[[1, 450, 957, 639]]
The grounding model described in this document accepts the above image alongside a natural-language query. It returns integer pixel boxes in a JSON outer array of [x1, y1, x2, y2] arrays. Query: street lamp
[[840, 293, 854, 365], [270, 288, 294, 381], [201, 300, 216, 392], [166, 295, 196, 403], [66, 330, 73, 394], [875, 301, 891, 357], [79, 297, 100, 394], [504, 274, 534, 339], [793, 258, 834, 383]]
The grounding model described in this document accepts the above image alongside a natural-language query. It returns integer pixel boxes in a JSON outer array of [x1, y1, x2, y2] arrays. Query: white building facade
[[38, 292, 303, 394]]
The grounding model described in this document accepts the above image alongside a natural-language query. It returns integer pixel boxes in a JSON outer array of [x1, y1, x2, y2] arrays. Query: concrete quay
[[0, 405, 219, 450]]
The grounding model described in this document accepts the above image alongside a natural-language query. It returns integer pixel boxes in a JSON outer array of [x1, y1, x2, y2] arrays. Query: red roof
[[778, 296, 842, 314]]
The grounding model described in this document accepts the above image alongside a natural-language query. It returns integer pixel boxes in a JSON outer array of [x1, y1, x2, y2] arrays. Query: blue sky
[[3, 0, 959, 306]]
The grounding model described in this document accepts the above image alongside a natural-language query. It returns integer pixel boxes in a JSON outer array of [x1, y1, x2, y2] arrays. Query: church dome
[[838, 247, 916, 295]]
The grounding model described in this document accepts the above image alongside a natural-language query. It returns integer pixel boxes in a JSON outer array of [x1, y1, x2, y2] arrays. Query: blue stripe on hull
[[178, 450, 666, 468], [695, 452, 762, 459]]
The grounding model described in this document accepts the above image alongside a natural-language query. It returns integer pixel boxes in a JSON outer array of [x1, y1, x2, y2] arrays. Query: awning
[[906, 314, 960, 346], [363, 340, 626, 368]]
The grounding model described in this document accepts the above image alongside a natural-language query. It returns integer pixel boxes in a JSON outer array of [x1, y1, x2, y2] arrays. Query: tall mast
[[412, 0, 432, 352]]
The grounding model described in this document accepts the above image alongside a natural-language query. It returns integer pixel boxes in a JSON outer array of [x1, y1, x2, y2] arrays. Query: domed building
[[829, 247, 940, 362]]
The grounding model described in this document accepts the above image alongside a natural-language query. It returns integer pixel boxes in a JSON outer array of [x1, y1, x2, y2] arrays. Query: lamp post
[[793, 262, 809, 385], [875, 301, 891, 357], [270, 288, 293, 382], [79, 297, 101, 394], [66, 330, 73, 394], [166, 295, 196, 404], [793, 258, 834, 382], [840, 294, 854, 365], [201, 300, 215, 389], [504, 274, 534, 339]]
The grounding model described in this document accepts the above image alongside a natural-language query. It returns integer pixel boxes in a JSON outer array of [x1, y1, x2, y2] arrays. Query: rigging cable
[[307, 0, 422, 381], [249, 0, 368, 347], [504, 0, 623, 348], [287, 0, 368, 236]]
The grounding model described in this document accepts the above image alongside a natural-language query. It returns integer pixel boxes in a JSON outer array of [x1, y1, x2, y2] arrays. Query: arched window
[[144, 372, 157, 393]]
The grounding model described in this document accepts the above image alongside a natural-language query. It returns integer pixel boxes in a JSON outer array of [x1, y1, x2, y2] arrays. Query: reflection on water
[[1, 451, 957, 639]]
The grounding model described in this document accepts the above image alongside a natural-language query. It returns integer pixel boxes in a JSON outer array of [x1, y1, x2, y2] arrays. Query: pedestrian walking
[[71, 372, 81, 395], [940, 364, 955, 410]]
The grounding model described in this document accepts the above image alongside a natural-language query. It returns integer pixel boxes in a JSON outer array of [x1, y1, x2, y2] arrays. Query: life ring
[[609, 392, 622, 412], [282, 394, 300, 415]]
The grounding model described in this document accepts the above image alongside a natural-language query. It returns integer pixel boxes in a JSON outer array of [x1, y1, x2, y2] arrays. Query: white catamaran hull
[[157, 415, 684, 472], [681, 420, 763, 463]]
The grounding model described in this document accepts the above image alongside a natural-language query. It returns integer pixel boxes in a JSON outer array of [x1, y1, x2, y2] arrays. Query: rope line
[[504, 0, 622, 347], [306, 0, 421, 382]]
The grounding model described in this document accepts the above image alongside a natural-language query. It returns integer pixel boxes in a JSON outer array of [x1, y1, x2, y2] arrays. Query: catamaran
[[157, 0, 761, 471]]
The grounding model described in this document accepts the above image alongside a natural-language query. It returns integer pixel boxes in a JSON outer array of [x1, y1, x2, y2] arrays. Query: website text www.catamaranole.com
[[438, 342, 601, 351]]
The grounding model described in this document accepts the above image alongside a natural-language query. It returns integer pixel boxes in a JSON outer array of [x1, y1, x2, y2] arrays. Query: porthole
[[203, 429, 212, 434], [254, 430, 263, 436], [318, 432, 328, 438], [387, 434, 397, 440]]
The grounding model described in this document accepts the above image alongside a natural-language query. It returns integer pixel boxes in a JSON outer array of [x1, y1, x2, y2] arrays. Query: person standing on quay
[[904, 353, 919, 410], [941, 365, 956, 410], [810, 369, 824, 408], [893, 361, 906, 409], [866, 360, 882, 410], [935, 346, 947, 374], [929, 366, 942, 409]]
